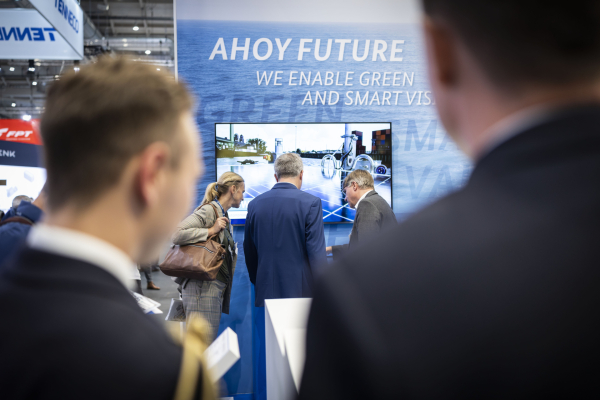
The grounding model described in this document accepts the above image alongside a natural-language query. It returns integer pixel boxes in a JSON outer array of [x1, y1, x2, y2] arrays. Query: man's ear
[[136, 142, 171, 208], [424, 16, 457, 88], [299, 170, 304, 181]]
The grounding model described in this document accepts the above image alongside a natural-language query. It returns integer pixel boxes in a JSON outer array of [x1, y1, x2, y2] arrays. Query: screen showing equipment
[[215, 123, 392, 225]]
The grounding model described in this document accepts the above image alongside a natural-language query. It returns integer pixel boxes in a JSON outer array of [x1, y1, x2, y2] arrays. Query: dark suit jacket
[[299, 105, 600, 399], [0, 202, 43, 267], [0, 248, 201, 400], [331, 190, 396, 259], [244, 182, 326, 307]]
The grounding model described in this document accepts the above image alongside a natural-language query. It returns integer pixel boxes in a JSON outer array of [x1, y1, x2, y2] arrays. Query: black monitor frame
[[214, 122, 393, 224]]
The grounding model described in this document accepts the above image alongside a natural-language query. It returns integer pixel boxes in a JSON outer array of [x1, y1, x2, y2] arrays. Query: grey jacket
[[331, 190, 396, 260], [171, 200, 237, 313]]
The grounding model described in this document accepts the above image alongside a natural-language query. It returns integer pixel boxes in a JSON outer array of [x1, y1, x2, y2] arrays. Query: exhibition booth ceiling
[[0, 0, 175, 120]]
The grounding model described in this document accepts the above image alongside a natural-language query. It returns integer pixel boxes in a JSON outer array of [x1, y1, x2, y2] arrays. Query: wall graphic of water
[[178, 20, 472, 218]]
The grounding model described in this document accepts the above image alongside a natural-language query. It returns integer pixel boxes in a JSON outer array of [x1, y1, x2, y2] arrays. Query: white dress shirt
[[354, 189, 373, 210], [27, 224, 138, 290]]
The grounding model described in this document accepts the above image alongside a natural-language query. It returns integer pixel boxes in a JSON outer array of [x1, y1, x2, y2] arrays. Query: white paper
[[131, 291, 162, 314], [204, 327, 241, 381], [165, 298, 186, 321]]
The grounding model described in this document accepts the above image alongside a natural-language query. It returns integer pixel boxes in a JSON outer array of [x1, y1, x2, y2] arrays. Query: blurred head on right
[[41, 57, 202, 263], [423, 0, 600, 158]]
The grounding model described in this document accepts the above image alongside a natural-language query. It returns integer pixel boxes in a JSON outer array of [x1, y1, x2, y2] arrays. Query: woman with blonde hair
[[171, 171, 245, 342]]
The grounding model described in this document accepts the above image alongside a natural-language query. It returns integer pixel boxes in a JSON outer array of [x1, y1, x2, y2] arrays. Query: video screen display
[[216, 123, 392, 224]]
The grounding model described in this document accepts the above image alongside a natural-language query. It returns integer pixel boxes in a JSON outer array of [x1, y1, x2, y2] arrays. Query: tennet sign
[[30, 0, 83, 59], [0, 27, 57, 42], [0, 10, 80, 60], [54, 0, 80, 35]]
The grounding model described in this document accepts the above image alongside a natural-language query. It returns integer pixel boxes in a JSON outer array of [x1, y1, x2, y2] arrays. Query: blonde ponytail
[[201, 171, 244, 205], [202, 182, 219, 206]]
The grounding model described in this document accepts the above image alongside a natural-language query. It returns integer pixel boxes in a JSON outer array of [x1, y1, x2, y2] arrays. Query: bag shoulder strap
[[0, 216, 34, 227], [200, 202, 222, 242], [199, 202, 220, 218]]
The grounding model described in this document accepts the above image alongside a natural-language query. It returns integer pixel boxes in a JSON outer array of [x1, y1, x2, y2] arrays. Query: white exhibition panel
[[284, 328, 307, 391], [0, 9, 81, 60], [265, 298, 312, 400], [30, 0, 83, 58]]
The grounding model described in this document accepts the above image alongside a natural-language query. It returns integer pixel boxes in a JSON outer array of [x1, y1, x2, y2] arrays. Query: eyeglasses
[[341, 183, 352, 197]]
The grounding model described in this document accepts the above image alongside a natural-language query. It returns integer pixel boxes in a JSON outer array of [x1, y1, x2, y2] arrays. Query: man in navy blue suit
[[244, 152, 326, 400], [244, 152, 326, 307]]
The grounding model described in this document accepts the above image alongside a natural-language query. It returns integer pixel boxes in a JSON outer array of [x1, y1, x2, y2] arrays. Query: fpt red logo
[[0, 120, 42, 145]]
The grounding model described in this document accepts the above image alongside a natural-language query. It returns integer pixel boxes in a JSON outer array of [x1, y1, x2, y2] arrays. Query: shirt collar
[[355, 190, 373, 209], [273, 182, 298, 189], [27, 224, 137, 290]]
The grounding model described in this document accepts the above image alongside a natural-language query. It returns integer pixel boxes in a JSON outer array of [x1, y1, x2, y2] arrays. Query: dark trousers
[[141, 267, 153, 283]]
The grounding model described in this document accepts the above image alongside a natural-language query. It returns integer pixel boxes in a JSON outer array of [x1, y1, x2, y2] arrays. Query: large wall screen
[[216, 122, 392, 224]]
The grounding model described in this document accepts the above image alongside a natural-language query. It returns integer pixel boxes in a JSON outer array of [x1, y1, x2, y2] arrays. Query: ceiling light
[[9, 67, 15, 71], [122, 38, 127, 42], [28, 67, 35, 72], [123, 43, 128, 47], [55, 75, 59, 78], [32, 81, 37, 86], [156, 68, 161, 71], [28, 60, 35, 72], [22, 114, 32, 121], [133, 26, 140, 31], [74, 67, 80, 72], [145, 50, 151, 55], [11, 103, 16, 107]]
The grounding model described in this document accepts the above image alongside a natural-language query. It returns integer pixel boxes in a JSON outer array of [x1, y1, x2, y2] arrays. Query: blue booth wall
[[215, 225, 352, 398], [176, 2, 472, 397]]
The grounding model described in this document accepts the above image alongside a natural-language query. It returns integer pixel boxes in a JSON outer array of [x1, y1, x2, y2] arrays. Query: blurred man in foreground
[[0, 58, 211, 400], [300, 1, 600, 398], [326, 169, 396, 259]]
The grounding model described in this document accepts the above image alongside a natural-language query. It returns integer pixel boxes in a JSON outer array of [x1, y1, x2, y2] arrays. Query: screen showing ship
[[215, 122, 392, 224]]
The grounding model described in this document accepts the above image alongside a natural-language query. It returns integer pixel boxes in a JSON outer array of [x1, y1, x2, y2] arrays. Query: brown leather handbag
[[160, 204, 226, 281]]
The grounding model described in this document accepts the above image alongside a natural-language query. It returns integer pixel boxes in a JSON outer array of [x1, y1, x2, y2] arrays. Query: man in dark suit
[[244, 152, 326, 306], [0, 187, 45, 266], [0, 58, 212, 400], [299, 1, 600, 398], [244, 152, 326, 400], [327, 169, 396, 259]]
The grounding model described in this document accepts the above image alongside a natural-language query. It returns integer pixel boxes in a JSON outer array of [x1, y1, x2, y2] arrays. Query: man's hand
[[208, 217, 229, 236]]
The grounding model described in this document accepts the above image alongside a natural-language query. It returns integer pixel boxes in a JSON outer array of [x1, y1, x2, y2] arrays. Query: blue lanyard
[[215, 199, 233, 244], [215, 199, 226, 219]]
